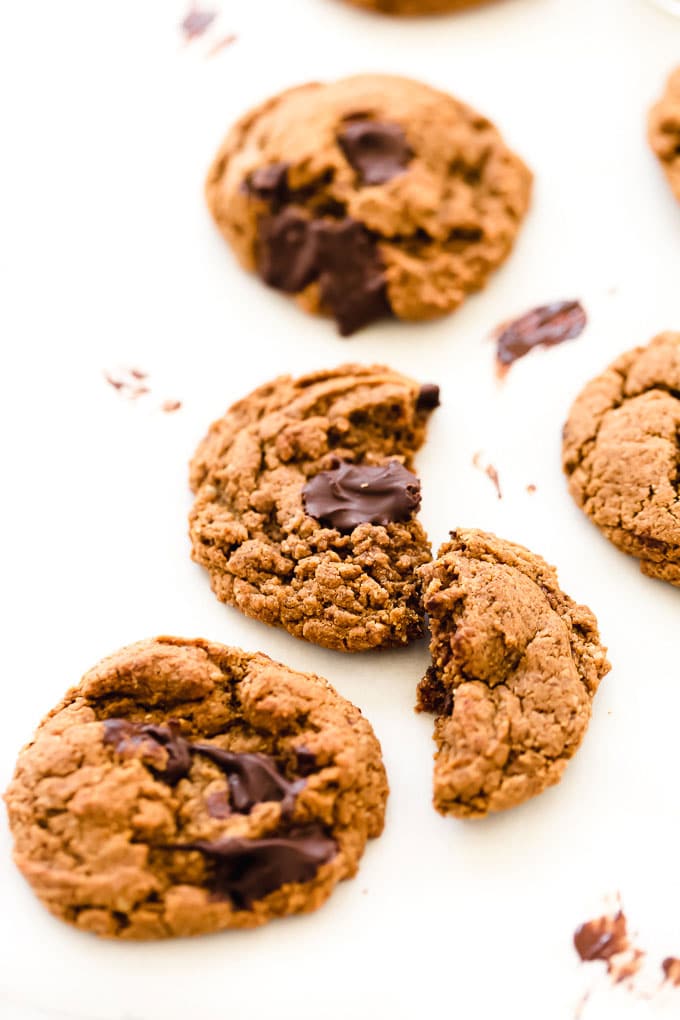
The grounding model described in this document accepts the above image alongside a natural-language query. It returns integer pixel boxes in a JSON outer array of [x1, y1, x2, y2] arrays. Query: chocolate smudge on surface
[[574, 906, 645, 985], [180, 5, 217, 41], [303, 459, 421, 532], [496, 300, 587, 375], [472, 452, 502, 499], [104, 367, 182, 413]]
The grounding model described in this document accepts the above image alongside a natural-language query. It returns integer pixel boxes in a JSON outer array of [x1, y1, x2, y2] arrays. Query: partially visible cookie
[[417, 530, 610, 818], [189, 364, 438, 652], [649, 67, 680, 203], [4, 637, 388, 938], [206, 74, 531, 334], [342, 0, 492, 13], [563, 332, 680, 586]]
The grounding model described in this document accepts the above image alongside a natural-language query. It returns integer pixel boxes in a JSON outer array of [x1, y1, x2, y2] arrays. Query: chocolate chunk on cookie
[[649, 67, 680, 204], [417, 530, 610, 818], [189, 364, 437, 652], [4, 637, 388, 938], [563, 332, 680, 586], [206, 74, 531, 334]]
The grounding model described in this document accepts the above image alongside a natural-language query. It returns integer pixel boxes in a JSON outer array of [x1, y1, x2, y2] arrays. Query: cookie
[[341, 0, 492, 13], [206, 74, 532, 335], [189, 364, 438, 652], [416, 530, 610, 818], [649, 67, 680, 203], [563, 332, 680, 586], [4, 637, 388, 938]]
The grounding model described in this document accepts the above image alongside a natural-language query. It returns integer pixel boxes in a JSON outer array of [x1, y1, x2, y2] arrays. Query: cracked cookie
[[563, 332, 680, 586], [4, 637, 388, 938], [416, 530, 610, 818], [189, 364, 437, 652], [649, 67, 680, 204], [206, 74, 531, 335]]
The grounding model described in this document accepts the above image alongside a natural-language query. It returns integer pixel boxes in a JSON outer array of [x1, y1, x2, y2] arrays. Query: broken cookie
[[563, 332, 680, 586], [4, 637, 388, 938], [189, 364, 437, 652], [417, 530, 610, 818]]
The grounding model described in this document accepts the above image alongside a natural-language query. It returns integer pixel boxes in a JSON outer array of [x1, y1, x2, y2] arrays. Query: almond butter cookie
[[206, 74, 532, 334], [4, 637, 388, 938], [189, 364, 438, 651], [416, 530, 610, 818], [649, 67, 680, 203], [563, 332, 680, 586]]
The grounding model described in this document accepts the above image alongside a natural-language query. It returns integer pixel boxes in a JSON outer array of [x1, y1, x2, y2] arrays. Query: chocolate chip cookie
[[563, 332, 680, 586], [206, 74, 532, 334], [189, 364, 438, 652], [417, 530, 610, 818], [649, 67, 680, 203], [342, 0, 492, 12], [4, 637, 388, 938]]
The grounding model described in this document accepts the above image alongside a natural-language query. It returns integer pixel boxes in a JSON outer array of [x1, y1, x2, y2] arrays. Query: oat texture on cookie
[[563, 332, 680, 586], [4, 637, 388, 938], [189, 364, 437, 652], [649, 67, 680, 204], [417, 530, 610, 818], [206, 74, 531, 334]]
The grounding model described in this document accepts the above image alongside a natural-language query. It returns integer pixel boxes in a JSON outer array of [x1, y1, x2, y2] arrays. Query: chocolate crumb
[[527, 483, 537, 494], [662, 957, 680, 987], [496, 300, 587, 375], [180, 5, 217, 41], [472, 452, 502, 499], [161, 399, 182, 413], [574, 906, 645, 986]]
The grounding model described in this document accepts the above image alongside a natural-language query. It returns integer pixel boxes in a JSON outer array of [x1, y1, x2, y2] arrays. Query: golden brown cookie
[[342, 0, 494, 13], [206, 74, 532, 334], [416, 530, 610, 818], [649, 67, 680, 203], [563, 332, 680, 586], [4, 637, 388, 939], [189, 364, 438, 652]]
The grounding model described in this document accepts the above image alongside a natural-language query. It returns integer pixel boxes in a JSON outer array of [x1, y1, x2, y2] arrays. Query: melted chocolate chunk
[[574, 911, 629, 963], [303, 459, 421, 532], [173, 826, 337, 908], [103, 719, 192, 784], [257, 209, 319, 293], [255, 211, 390, 335], [294, 747, 318, 777], [245, 162, 290, 204], [416, 383, 440, 412], [497, 300, 587, 371], [313, 218, 390, 336], [191, 744, 304, 815], [205, 789, 231, 819], [337, 120, 413, 186]]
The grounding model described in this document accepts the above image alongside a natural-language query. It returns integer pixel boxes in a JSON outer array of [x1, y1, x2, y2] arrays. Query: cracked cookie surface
[[416, 530, 610, 818], [206, 74, 531, 334], [563, 332, 680, 586], [649, 67, 680, 204], [189, 364, 436, 652], [4, 637, 388, 938]]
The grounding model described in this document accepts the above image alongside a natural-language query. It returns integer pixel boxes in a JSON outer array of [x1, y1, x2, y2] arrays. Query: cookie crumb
[[207, 33, 237, 57], [161, 399, 182, 413], [526, 483, 537, 494], [662, 957, 680, 987]]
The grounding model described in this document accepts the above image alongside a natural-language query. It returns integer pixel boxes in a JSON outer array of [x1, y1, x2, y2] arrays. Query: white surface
[[1, 0, 680, 1017]]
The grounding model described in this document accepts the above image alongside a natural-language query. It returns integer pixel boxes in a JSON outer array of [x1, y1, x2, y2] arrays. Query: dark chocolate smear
[[337, 120, 413, 186], [257, 209, 320, 293], [497, 300, 587, 371], [574, 910, 629, 963], [171, 825, 337, 908], [416, 383, 440, 412], [245, 162, 290, 204], [191, 744, 304, 815], [256, 212, 390, 335], [313, 218, 391, 336], [103, 719, 192, 784], [303, 459, 421, 532]]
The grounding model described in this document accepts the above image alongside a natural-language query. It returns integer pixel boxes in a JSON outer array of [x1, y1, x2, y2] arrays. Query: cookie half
[[189, 364, 437, 651], [206, 74, 532, 334], [417, 530, 610, 818], [563, 332, 680, 586], [649, 67, 680, 203], [4, 637, 388, 938]]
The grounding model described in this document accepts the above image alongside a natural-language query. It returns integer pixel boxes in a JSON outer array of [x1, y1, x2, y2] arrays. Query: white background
[[1, 0, 680, 1017]]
